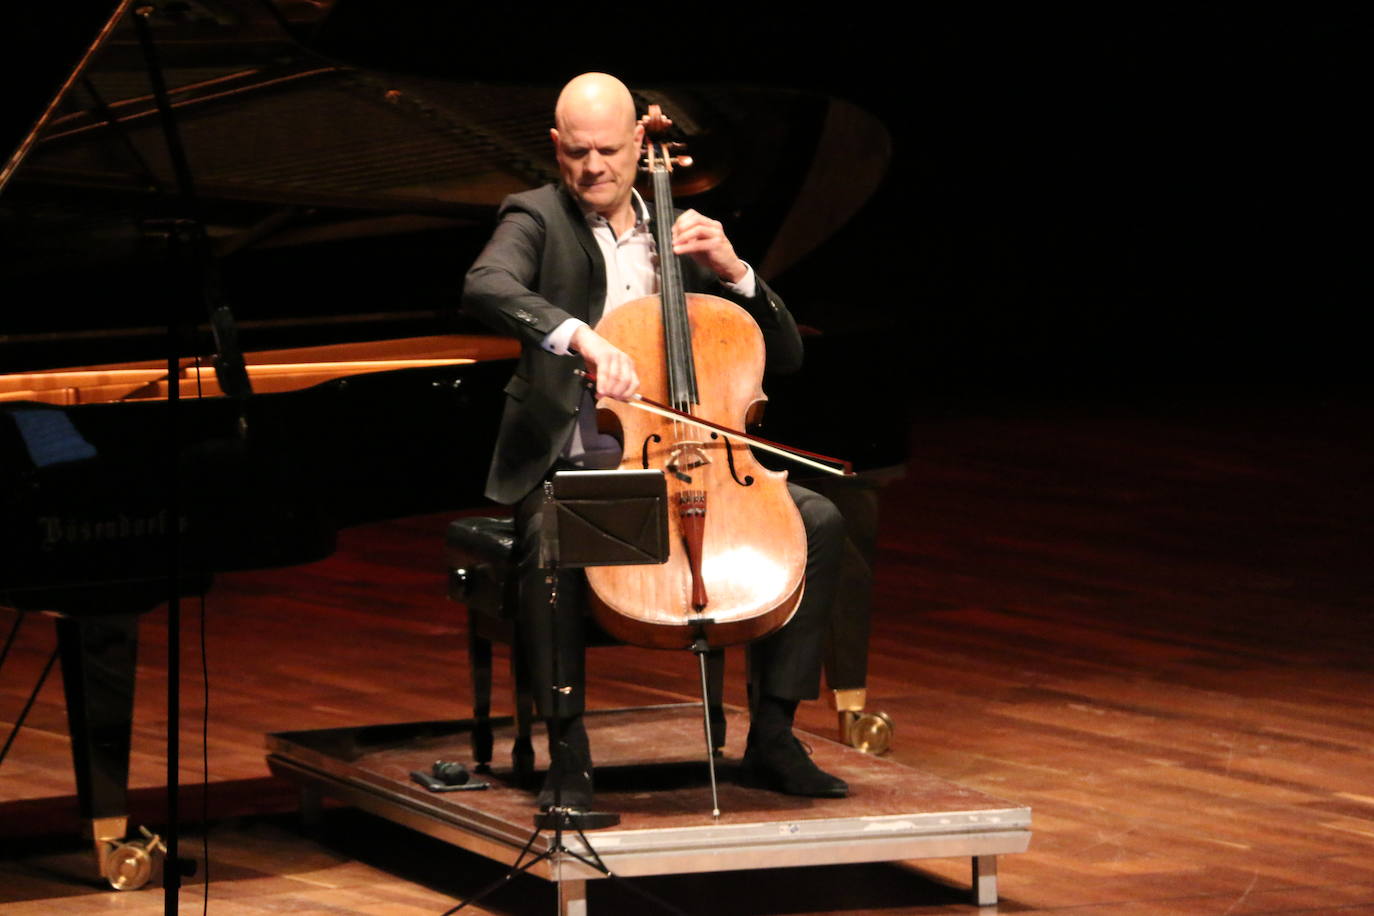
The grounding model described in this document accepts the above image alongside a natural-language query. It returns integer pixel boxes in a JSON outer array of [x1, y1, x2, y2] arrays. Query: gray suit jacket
[[463, 183, 802, 505]]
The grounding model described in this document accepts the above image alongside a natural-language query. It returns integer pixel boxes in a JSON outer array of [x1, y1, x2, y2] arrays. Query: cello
[[585, 106, 812, 652]]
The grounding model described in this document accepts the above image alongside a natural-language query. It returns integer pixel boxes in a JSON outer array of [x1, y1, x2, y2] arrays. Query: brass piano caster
[[841, 709, 894, 754], [832, 688, 893, 755], [92, 818, 165, 891]]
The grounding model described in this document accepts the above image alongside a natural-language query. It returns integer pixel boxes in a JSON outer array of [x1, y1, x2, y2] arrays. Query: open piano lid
[[1, 3, 889, 371], [2, 1, 897, 472], [0, 2, 133, 196]]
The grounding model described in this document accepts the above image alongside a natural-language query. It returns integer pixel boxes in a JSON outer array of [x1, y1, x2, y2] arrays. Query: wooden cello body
[[585, 108, 807, 651]]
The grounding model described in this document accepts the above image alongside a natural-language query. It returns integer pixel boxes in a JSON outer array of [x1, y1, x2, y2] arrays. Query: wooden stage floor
[[2, 390, 1373, 914]]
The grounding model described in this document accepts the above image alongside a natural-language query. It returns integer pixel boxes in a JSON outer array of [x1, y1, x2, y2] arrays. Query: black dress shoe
[[739, 733, 849, 798]]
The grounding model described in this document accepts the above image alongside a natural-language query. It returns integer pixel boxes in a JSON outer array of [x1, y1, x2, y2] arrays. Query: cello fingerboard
[[649, 159, 698, 411]]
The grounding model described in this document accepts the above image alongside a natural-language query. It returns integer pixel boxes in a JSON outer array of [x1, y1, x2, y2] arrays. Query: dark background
[[309, 6, 1363, 396], [3, 5, 1360, 396]]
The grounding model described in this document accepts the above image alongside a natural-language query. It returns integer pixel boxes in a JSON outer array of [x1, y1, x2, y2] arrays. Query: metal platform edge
[[267, 752, 554, 876], [266, 715, 1031, 909]]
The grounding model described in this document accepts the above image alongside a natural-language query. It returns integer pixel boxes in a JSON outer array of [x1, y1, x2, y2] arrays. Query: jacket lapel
[[557, 186, 607, 325]]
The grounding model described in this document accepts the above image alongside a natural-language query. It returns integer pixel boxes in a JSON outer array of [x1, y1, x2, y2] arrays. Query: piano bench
[[445, 515, 532, 782], [445, 515, 727, 787]]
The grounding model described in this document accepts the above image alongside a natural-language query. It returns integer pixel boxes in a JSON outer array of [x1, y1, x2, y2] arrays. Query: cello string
[[647, 135, 702, 612], [650, 150, 695, 411]]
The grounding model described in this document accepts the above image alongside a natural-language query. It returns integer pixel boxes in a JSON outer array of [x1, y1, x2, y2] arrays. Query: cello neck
[[644, 126, 698, 411]]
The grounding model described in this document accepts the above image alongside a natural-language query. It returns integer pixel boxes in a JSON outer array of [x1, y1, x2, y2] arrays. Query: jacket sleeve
[[462, 205, 574, 346], [745, 277, 804, 376]]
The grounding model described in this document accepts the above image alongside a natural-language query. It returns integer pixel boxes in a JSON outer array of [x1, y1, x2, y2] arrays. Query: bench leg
[[511, 624, 536, 786], [468, 609, 494, 770]]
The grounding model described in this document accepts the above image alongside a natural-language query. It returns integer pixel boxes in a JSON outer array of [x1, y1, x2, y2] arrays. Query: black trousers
[[514, 481, 845, 718]]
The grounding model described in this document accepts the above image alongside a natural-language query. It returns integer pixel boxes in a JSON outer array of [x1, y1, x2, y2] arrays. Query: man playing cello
[[463, 72, 847, 810]]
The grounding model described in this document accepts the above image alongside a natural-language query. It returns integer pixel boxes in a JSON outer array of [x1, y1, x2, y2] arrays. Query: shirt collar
[[584, 189, 650, 231]]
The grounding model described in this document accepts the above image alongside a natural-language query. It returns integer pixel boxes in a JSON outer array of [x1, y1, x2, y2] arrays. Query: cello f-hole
[[713, 432, 755, 487]]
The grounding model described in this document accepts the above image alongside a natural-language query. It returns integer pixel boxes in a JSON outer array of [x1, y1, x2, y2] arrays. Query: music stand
[[450, 469, 690, 916], [541, 469, 728, 817], [536, 469, 667, 832]]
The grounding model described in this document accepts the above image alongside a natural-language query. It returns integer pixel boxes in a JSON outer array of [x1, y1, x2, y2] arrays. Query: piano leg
[[56, 613, 160, 889]]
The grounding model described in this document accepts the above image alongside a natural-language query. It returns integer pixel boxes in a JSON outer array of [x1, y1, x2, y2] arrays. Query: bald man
[[464, 73, 847, 810]]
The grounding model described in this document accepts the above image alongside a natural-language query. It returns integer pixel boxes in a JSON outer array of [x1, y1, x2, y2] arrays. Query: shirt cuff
[[722, 262, 757, 299], [542, 318, 587, 355]]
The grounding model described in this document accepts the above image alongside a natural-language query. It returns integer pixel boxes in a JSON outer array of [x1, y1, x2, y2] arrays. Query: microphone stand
[[127, 7, 253, 911]]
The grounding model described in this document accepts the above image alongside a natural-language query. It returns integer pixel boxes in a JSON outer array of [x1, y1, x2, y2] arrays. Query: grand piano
[[1, 0, 897, 890]]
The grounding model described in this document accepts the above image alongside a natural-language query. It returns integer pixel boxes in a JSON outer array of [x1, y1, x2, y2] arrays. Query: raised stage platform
[[266, 705, 1030, 914]]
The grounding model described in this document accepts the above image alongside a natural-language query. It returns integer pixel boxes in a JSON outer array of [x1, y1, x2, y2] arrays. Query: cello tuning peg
[[673, 156, 694, 168]]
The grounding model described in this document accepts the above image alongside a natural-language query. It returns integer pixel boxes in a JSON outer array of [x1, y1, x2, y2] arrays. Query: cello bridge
[[667, 442, 710, 474]]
